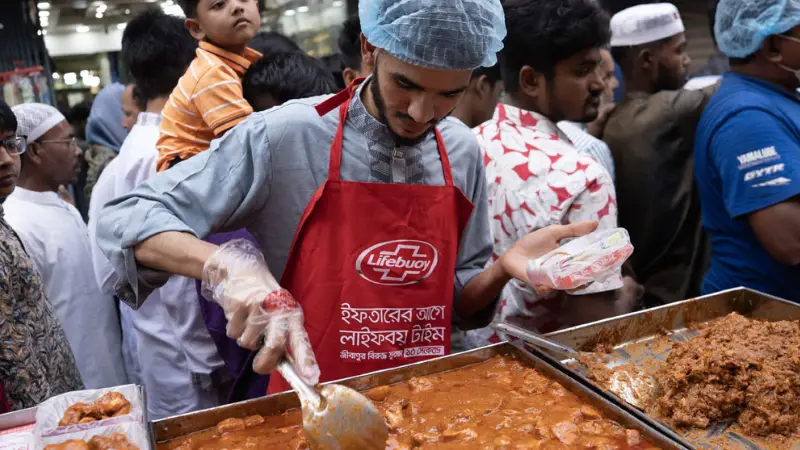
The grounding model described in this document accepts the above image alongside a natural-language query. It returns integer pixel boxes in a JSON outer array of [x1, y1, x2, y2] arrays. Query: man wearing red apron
[[262, 79, 474, 392], [95, 0, 600, 392]]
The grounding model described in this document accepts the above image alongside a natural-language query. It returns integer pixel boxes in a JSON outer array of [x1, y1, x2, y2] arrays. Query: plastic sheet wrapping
[[33, 385, 148, 450], [527, 228, 633, 292]]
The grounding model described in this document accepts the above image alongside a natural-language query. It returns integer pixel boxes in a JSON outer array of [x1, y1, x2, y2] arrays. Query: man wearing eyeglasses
[[0, 100, 83, 411], [3, 103, 127, 389]]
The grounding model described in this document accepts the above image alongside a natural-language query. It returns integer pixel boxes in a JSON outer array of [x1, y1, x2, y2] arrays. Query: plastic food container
[[526, 228, 633, 291], [34, 385, 148, 450]]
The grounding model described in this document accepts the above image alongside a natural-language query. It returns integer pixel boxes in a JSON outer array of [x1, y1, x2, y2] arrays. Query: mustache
[[394, 107, 457, 126], [394, 112, 436, 126], [585, 93, 601, 104]]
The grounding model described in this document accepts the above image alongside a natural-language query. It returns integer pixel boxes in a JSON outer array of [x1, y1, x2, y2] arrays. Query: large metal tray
[[152, 342, 689, 449], [546, 287, 800, 449], [0, 407, 36, 431]]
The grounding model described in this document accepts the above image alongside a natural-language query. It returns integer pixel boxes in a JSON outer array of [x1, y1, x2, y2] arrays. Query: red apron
[[267, 79, 474, 393]]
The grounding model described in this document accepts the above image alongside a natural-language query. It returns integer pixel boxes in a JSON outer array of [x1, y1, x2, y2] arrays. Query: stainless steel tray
[[546, 287, 800, 449], [0, 407, 36, 431], [152, 342, 689, 449]]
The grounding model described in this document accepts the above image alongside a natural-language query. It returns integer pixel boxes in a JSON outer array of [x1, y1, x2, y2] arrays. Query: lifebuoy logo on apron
[[355, 240, 439, 285]]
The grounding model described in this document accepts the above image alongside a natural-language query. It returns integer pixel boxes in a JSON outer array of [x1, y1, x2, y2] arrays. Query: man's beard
[[369, 71, 444, 147], [654, 62, 687, 91]]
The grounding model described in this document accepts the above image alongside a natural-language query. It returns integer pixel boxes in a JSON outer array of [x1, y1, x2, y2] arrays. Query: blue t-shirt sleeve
[[711, 108, 800, 218]]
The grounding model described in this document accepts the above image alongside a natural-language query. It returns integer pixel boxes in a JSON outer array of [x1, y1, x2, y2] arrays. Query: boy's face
[[188, 0, 261, 51]]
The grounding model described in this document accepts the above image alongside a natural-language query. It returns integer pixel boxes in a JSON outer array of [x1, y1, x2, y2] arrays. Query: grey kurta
[[97, 82, 495, 326], [603, 85, 717, 307]]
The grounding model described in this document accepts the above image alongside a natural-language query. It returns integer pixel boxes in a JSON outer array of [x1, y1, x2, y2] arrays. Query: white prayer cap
[[610, 3, 685, 47], [12, 103, 66, 142]]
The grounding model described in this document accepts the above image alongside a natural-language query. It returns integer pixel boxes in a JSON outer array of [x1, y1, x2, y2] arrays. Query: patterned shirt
[[558, 121, 616, 181], [467, 104, 621, 345], [0, 207, 83, 410], [156, 41, 262, 172]]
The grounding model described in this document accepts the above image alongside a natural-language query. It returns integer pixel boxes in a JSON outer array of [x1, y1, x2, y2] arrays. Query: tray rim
[[546, 286, 795, 344]]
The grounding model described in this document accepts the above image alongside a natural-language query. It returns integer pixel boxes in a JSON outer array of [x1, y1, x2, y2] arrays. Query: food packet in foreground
[[526, 228, 633, 292]]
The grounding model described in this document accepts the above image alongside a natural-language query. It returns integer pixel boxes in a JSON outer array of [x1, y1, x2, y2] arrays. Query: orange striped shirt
[[156, 41, 262, 172]]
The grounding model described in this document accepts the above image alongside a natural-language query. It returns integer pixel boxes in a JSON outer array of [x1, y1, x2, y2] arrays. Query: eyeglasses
[[38, 137, 78, 148], [0, 136, 27, 156]]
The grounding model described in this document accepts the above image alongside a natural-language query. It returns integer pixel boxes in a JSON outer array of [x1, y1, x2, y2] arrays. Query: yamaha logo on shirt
[[356, 240, 439, 286], [737, 146, 780, 169]]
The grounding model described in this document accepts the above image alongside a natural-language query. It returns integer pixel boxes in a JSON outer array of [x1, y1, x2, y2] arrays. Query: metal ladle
[[277, 358, 388, 449], [494, 322, 660, 410]]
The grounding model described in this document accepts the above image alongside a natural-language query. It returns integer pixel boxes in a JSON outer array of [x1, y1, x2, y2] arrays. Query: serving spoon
[[494, 322, 660, 410], [277, 358, 389, 449]]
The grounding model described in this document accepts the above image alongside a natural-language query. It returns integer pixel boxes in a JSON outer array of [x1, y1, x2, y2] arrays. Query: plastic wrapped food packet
[[33, 385, 148, 450], [526, 228, 633, 292]]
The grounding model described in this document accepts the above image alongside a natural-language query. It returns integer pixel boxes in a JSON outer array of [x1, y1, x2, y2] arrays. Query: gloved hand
[[201, 239, 320, 384]]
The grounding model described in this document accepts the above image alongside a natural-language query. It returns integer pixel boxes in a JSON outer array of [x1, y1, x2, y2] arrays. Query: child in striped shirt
[[157, 0, 262, 171]]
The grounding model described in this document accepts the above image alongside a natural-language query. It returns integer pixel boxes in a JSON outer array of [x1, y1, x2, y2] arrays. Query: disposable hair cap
[[359, 0, 506, 70], [715, 0, 800, 58]]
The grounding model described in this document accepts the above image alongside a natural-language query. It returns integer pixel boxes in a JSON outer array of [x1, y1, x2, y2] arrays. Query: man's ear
[[342, 68, 359, 86], [184, 18, 205, 42], [473, 75, 491, 99], [637, 47, 654, 73], [25, 143, 43, 167], [361, 34, 378, 71], [518, 66, 544, 100]]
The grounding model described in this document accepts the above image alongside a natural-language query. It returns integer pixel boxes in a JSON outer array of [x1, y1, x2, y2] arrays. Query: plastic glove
[[201, 239, 320, 384]]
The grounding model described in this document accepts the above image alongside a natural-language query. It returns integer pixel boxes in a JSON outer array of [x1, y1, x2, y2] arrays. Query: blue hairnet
[[86, 83, 127, 152], [359, 0, 506, 70], [715, 0, 800, 58]]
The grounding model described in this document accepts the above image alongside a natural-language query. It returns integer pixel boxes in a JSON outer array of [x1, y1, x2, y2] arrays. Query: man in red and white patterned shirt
[[467, 0, 640, 346]]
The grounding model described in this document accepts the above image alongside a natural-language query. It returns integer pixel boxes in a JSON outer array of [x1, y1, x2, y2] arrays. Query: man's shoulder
[[706, 82, 772, 116], [254, 94, 336, 130], [699, 86, 786, 140], [106, 130, 158, 175], [92, 129, 159, 208], [608, 90, 702, 133], [2, 192, 28, 215], [2, 194, 40, 238], [439, 117, 482, 155]]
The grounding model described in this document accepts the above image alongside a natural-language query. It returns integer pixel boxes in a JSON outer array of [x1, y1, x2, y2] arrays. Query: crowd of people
[[0, 0, 797, 423]]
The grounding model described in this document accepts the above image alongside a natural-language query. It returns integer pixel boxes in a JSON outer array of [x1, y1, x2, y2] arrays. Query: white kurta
[[88, 112, 224, 419], [4, 187, 127, 389]]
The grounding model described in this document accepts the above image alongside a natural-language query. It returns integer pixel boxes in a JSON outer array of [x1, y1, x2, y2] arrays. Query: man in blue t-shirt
[[694, 0, 800, 301]]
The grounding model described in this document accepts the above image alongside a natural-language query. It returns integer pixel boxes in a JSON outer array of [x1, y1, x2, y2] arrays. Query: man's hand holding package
[[201, 240, 320, 384], [499, 221, 600, 293]]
